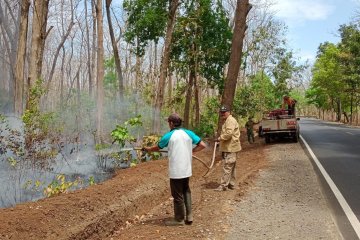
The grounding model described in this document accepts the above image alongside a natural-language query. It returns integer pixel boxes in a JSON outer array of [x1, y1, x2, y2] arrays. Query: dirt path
[[106, 142, 267, 240], [0, 135, 340, 240], [0, 133, 266, 240]]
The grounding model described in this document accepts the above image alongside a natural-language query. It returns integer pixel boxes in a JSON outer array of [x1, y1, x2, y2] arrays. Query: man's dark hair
[[168, 113, 182, 127]]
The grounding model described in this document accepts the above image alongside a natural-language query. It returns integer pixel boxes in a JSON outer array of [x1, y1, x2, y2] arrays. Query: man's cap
[[167, 113, 182, 124], [219, 105, 230, 112]]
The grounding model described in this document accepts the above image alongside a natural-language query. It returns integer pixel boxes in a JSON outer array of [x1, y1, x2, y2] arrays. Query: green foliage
[[0, 80, 67, 171], [21, 79, 61, 169], [271, 49, 306, 102], [192, 97, 220, 138], [111, 115, 143, 147], [95, 143, 111, 151], [308, 23, 360, 120], [337, 24, 360, 114], [171, 0, 232, 91], [23, 80, 54, 135], [7, 157, 17, 168], [104, 57, 117, 94], [142, 135, 162, 160], [233, 71, 276, 119], [310, 42, 344, 113], [23, 180, 43, 192], [43, 174, 79, 197], [88, 176, 96, 186], [123, 0, 168, 56]]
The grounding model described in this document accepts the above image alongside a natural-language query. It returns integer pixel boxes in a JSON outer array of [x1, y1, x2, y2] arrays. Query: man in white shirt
[[144, 113, 207, 226]]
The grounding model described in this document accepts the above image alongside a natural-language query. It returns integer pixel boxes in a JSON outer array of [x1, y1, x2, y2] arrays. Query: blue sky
[[270, 0, 360, 63]]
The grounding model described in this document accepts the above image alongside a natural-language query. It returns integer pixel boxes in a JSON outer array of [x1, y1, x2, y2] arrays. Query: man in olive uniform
[[215, 105, 242, 191], [245, 117, 256, 144]]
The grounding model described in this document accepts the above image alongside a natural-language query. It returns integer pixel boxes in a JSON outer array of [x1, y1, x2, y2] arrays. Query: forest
[[0, 0, 359, 207]]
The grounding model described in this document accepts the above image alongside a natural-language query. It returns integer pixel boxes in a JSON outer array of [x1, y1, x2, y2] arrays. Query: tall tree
[[0, 0, 18, 102], [311, 43, 344, 121], [105, 0, 124, 101], [27, 0, 50, 101], [219, 0, 251, 130], [171, 0, 232, 128], [123, 0, 168, 132], [84, 0, 93, 97], [14, 0, 30, 116], [96, 0, 105, 142], [153, 0, 179, 133], [338, 24, 360, 124], [45, 0, 75, 93]]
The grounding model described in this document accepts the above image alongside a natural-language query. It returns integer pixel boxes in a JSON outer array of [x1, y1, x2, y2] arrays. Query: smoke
[[0, 90, 171, 208]]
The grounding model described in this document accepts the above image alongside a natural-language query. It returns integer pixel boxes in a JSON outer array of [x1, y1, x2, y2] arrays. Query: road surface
[[300, 118, 360, 239]]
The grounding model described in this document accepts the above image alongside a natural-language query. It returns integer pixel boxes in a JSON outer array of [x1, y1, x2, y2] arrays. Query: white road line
[[347, 132, 354, 135], [300, 135, 360, 239]]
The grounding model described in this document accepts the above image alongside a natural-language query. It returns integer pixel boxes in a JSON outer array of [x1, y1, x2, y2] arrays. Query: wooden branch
[[46, 22, 75, 91]]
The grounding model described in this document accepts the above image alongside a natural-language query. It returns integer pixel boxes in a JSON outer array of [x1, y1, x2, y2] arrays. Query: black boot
[[165, 201, 185, 226], [184, 192, 193, 225]]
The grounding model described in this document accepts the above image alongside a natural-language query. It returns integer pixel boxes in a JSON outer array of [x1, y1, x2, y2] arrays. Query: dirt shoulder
[[225, 142, 342, 240], [0, 134, 341, 240]]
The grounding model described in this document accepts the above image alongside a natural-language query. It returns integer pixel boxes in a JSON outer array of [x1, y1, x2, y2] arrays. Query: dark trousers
[[170, 178, 192, 221], [288, 104, 296, 116], [247, 130, 254, 143]]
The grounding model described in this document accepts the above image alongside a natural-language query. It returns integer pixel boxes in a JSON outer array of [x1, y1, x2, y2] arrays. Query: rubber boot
[[184, 192, 193, 225], [165, 202, 185, 226]]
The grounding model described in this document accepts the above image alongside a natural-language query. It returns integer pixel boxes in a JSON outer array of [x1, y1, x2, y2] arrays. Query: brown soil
[[0, 133, 268, 240]]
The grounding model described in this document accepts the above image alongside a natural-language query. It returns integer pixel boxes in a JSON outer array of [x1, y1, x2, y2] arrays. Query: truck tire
[[293, 132, 299, 142], [265, 135, 271, 144]]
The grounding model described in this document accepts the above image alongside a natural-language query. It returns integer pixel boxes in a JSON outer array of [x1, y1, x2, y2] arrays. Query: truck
[[260, 109, 300, 144]]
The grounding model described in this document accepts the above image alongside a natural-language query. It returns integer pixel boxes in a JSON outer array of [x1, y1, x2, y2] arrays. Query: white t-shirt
[[158, 128, 201, 179]]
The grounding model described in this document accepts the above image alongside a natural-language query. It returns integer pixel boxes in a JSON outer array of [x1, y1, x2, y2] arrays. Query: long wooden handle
[[209, 142, 218, 169]]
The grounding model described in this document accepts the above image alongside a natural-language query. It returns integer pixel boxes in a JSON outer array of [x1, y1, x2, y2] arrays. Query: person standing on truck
[[144, 113, 206, 226], [215, 105, 242, 191], [282, 96, 297, 116], [245, 117, 257, 144]]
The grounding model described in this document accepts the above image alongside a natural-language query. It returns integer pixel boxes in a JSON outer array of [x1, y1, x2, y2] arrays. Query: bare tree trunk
[[91, 0, 97, 98], [218, 0, 251, 133], [84, 0, 93, 97], [95, 0, 104, 143], [27, 0, 50, 91], [76, 66, 81, 130], [135, 41, 142, 115], [153, 0, 179, 133], [167, 63, 172, 107], [60, 47, 65, 107], [194, 75, 200, 127], [0, 2, 17, 101], [336, 99, 342, 122], [14, 0, 30, 116], [184, 66, 195, 128], [350, 93, 353, 125], [46, 19, 75, 91], [105, 0, 124, 101]]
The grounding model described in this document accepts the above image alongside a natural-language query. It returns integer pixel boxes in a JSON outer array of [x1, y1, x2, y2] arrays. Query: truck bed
[[261, 115, 299, 143]]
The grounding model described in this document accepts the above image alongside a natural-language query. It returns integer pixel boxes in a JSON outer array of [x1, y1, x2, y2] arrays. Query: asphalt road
[[299, 118, 360, 239]]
